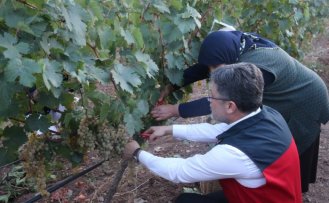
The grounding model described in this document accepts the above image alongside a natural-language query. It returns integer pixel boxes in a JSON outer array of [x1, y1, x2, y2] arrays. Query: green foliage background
[[0, 0, 328, 197]]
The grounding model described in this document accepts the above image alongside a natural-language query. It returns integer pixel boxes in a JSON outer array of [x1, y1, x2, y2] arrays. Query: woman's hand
[[151, 104, 180, 121], [158, 84, 175, 102]]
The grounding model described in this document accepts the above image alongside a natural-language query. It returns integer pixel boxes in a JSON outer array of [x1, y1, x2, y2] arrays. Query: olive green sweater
[[239, 47, 329, 153]]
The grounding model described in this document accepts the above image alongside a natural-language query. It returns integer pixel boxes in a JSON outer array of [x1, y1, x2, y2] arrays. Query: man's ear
[[226, 101, 237, 114]]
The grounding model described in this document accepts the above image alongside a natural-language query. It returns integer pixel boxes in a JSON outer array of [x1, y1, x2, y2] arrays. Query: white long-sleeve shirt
[[138, 109, 266, 188]]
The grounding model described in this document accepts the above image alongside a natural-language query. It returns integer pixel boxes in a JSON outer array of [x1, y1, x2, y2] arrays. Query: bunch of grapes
[[77, 116, 97, 150], [96, 121, 113, 160], [96, 123, 128, 159], [18, 132, 48, 196]]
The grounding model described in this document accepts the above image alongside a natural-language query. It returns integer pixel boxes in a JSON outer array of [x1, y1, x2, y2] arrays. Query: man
[[124, 63, 302, 203]]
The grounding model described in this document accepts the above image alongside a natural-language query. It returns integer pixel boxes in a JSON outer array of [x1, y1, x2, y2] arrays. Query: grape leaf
[[0, 76, 17, 110], [0, 32, 30, 59], [120, 28, 135, 45], [60, 2, 87, 46], [170, 0, 183, 10], [100, 103, 110, 122], [165, 52, 185, 69], [181, 5, 201, 28], [153, 1, 170, 13], [5, 58, 41, 87], [134, 99, 149, 116], [165, 68, 183, 85], [98, 26, 115, 49], [174, 16, 196, 34], [25, 114, 52, 133], [111, 63, 142, 93], [41, 59, 63, 89], [0, 126, 27, 165], [85, 65, 109, 84], [124, 113, 143, 135], [135, 51, 158, 78], [132, 27, 144, 49]]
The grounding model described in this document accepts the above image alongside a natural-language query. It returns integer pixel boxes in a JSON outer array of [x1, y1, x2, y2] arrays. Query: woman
[[151, 30, 329, 193]]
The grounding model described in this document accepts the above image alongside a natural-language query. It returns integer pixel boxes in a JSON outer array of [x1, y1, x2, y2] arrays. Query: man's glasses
[[207, 96, 231, 102]]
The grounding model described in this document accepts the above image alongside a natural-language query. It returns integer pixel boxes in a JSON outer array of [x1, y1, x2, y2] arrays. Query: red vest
[[220, 140, 302, 203], [217, 106, 302, 203]]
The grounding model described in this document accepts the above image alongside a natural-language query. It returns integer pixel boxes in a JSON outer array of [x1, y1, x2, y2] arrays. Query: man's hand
[[143, 126, 173, 141], [151, 104, 180, 121], [124, 140, 140, 159]]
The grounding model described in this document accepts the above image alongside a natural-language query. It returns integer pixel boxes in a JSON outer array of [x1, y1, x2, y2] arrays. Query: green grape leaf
[[0, 32, 30, 59], [170, 0, 183, 10], [153, 1, 170, 14], [25, 114, 52, 133], [182, 4, 201, 19], [120, 28, 135, 45], [100, 103, 110, 122], [165, 68, 183, 85], [5, 58, 41, 87], [111, 63, 142, 93], [85, 65, 109, 84], [88, 0, 104, 21], [51, 143, 83, 165], [294, 9, 303, 22], [98, 27, 115, 49], [134, 99, 149, 116], [124, 112, 143, 135], [0, 77, 17, 110], [135, 51, 158, 78], [181, 5, 201, 28], [41, 59, 63, 89], [132, 27, 144, 49], [60, 3, 87, 46], [0, 126, 27, 165], [38, 91, 60, 108], [165, 52, 185, 69], [160, 22, 182, 43], [174, 17, 196, 34]]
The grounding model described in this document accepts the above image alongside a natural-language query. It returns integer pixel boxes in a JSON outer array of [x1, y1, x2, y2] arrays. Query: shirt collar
[[226, 107, 261, 130]]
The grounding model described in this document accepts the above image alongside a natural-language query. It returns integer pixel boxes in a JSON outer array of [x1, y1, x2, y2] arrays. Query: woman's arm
[[179, 97, 211, 118], [151, 98, 211, 121]]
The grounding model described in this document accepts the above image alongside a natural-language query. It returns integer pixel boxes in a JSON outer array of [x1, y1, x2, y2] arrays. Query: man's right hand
[[143, 126, 173, 141]]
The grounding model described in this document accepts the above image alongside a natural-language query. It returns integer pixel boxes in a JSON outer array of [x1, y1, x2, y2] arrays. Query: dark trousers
[[175, 191, 228, 203], [300, 135, 320, 193]]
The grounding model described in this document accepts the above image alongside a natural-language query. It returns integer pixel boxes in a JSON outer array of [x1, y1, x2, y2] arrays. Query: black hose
[[24, 159, 106, 203], [0, 159, 21, 170]]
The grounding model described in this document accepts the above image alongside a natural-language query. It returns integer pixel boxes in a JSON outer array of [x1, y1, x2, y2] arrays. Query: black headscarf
[[198, 31, 277, 66]]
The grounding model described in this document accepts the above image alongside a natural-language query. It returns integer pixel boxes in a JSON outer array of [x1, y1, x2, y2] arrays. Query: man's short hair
[[210, 63, 264, 112]]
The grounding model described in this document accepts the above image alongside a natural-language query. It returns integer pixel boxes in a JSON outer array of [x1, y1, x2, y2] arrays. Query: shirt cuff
[[172, 125, 188, 140]]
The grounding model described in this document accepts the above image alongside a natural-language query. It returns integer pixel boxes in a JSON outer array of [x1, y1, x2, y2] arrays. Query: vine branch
[[104, 159, 129, 203]]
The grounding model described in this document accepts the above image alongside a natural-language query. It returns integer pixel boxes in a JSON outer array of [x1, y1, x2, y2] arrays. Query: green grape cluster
[[77, 116, 97, 150], [18, 132, 48, 196], [96, 122, 128, 159], [77, 116, 128, 159]]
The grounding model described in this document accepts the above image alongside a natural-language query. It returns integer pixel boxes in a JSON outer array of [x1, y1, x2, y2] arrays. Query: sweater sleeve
[[179, 97, 211, 118], [182, 63, 209, 87]]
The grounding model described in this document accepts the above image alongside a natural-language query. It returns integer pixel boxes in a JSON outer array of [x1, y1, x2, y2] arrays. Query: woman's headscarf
[[198, 31, 277, 66]]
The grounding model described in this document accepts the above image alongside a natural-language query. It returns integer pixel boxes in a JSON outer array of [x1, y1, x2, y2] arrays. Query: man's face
[[209, 82, 229, 123]]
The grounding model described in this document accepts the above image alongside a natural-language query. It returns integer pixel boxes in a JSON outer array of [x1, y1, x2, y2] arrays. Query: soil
[[3, 27, 329, 203]]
